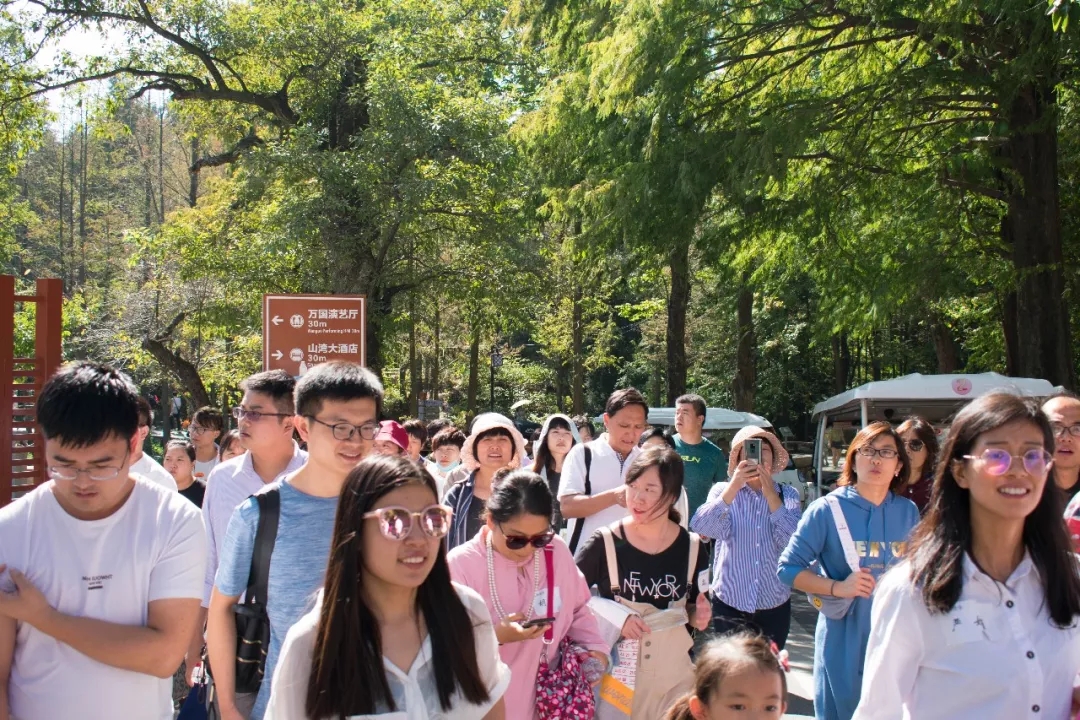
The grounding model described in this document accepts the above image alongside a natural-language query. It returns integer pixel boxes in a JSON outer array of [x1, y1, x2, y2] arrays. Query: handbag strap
[[567, 446, 593, 553], [543, 544, 555, 643], [826, 494, 861, 574], [599, 524, 621, 596], [685, 531, 700, 593], [245, 489, 280, 606]]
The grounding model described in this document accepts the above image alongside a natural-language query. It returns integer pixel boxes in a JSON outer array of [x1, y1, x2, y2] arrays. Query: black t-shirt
[[178, 478, 206, 508], [576, 524, 709, 609]]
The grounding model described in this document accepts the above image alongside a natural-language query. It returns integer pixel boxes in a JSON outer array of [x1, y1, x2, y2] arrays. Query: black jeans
[[711, 597, 792, 650]]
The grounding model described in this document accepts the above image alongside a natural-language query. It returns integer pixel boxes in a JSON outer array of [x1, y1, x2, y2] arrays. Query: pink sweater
[[448, 528, 610, 720]]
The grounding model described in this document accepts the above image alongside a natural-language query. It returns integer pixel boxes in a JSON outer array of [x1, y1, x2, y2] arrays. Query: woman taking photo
[[445, 413, 528, 551], [576, 445, 712, 719], [895, 416, 938, 514], [853, 394, 1080, 719], [530, 414, 580, 528], [777, 422, 919, 720], [449, 469, 609, 718], [265, 454, 509, 719]]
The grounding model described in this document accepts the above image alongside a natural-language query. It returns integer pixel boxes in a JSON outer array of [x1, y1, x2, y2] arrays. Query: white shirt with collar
[[199, 443, 307, 606], [558, 434, 641, 555], [854, 553, 1080, 720], [130, 452, 178, 492]]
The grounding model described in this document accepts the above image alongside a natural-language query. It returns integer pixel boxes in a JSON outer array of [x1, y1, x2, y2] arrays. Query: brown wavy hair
[[839, 421, 910, 493]]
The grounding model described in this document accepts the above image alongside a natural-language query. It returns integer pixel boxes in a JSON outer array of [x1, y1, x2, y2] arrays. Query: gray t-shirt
[[214, 477, 338, 719]]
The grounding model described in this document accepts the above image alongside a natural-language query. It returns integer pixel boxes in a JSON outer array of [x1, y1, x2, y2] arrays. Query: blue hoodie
[[777, 486, 919, 720]]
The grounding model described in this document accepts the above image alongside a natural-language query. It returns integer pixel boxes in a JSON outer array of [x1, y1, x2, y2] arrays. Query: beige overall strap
[[685, 532, 701, 593], [599, 525, 621, 595]]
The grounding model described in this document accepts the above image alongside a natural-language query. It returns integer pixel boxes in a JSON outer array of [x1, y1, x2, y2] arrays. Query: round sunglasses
[[962, 448, 1053, 477], [363, 505, 453, 541], [499, 524, 555, 550], [905, 439, 925, 452]]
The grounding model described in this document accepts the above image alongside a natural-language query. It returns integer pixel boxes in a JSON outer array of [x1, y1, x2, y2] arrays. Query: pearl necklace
[[485, 532, 540, 622]]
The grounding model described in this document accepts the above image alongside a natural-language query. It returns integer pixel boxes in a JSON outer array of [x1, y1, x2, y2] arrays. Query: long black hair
[[908, 393, 1080, 626], [896, 416, 939, 480], [625, 445, 684, 524], [531, 416, 576, 476], [306, 455, 490, 718]]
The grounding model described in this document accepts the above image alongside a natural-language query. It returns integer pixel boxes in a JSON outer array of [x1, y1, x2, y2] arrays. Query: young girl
[[664, 633, 788, 720], [854, 394, 1080, 719], [530, 414, 580, 527], [163, 440, 206, 507], [576, 445, 712, 719], [448, 469, 609, 718], [777, 422, 919, 720], [264, 454, 510, 719]]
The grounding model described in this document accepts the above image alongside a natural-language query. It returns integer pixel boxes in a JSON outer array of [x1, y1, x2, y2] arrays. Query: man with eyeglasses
[[189, 407, 224, 481], [130, 396, 179, 491], [1042, 393, 1080, 497], [208, 361, 383, 720], [0, 362, 206, 720]]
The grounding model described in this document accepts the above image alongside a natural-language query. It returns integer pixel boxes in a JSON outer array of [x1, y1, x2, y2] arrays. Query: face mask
[[437, 459, 460, 473]]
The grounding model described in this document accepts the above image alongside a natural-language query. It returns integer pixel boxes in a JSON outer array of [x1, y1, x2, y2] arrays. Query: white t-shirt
[[131, 453, 178, 491], [265, 583, 510, 719], [193, 455, 218, 481], [854, 554, 1080, 720], [0, 477, 207, 720], [558, 436, 640, 555]]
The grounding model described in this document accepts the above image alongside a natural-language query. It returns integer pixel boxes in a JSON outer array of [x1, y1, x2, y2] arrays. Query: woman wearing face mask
[[576, 445, 712, 719], [530, 414, 580, 528], [448, 469, 610, 718], [777, 422, 919, 720], [853, 394, 1080, 719], [426, 428, 465, 500], [445, 414, 528, 551], [895, 417, 938, 514], [264, 454, 509, 719]]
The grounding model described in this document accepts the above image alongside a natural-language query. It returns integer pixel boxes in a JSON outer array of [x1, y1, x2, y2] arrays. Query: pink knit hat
[[728, 426, 790, 478]]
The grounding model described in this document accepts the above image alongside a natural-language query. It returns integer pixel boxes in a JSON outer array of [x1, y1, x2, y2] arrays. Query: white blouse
[[265, 583, 510, 719], [853, 553, 1080, 720]]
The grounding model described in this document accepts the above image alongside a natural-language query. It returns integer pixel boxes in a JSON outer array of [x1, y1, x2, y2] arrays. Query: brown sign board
[[263, 294, 366, 374]]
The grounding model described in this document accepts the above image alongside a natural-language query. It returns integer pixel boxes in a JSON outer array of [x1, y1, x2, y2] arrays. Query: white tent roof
[[647, 407, 773, 430], [812, 372, 1061, 421]]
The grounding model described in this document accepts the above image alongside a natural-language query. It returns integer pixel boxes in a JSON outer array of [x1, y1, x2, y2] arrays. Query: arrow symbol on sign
[[271, 350, 283, 360], [272, 315, 284, 325]]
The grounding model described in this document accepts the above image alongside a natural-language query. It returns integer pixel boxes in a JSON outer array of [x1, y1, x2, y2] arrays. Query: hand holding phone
[[744, 438, 763, 466], [521, 616, 556, 629]]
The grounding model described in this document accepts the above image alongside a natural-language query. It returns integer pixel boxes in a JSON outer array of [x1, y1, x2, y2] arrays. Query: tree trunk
[[931, 316, 959, 373], [57, 131, 66, 291], [1003, 289, 1019, 376], [408, 295, 419, 417], [78, 112, 88, 287], [467, 316, 480, 417], [571, 283, 584, 414], [189, 136, 199, 208], [1002, 78, 1075, 388], [142, 337, 212, 409], [732, 272, 756, 411], [432, 303, 440, 401], [665, 239, 690, 403], [831, 332, 849, 393]]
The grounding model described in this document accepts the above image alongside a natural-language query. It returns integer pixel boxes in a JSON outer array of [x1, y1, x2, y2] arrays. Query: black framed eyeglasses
[[232, 407, 292, 422], [307, 416, 379, 441], [856, 446, 899, 459], [1052, 424, 1080, 439]]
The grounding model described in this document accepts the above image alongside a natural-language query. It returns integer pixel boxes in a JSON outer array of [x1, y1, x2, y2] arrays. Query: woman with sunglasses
[[264, 455, 509, 719], [895, 416, 938, 514], [576, 445, 712, 719], [778, 422, 919, 720], [448, 469, 610, 719], [853, 394, 1080, 719]]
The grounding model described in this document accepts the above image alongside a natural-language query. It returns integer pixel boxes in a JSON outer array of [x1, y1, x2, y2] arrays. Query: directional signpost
[[263, 294, 366, 375]]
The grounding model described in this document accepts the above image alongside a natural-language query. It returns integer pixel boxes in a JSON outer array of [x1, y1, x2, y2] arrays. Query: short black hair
[[472, 427, 515, 464], [166, 439, 196, 462], [676, 394, 706, 418], [605, 387, 648, 418], [38, 362, 140, 448], [483, 469, 553, 524], [403, 419, 427, 444], [426, 418, 451, 438], [136, 396, 153, 427], [240, 369, 298, 414], [191, 406, 224, 432], [639, 427, 676, 449], [432, 428, 465, 450], [294, 361, 384, 418]]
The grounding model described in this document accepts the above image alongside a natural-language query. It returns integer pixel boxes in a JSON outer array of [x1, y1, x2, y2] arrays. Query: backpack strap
[[685, 531, 701, 593], [246, 489, 280, 605], [567, 445, 593, 554], [825, 494, 861, 574], [599, 523, 621, 596]]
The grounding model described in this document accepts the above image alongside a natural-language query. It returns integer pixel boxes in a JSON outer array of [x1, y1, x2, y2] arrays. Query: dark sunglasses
[[906, 439, 925, 452], [500, 525, 555, 550]]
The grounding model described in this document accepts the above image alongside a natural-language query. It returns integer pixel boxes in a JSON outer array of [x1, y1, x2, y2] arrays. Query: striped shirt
[[690, 480, 802, 613]]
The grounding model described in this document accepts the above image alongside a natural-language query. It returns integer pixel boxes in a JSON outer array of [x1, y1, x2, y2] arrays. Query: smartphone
[[744, 438, 763, 464], [521, 616, 556, 629]]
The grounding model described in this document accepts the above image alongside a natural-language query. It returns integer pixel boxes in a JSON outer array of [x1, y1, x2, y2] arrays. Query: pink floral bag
[[535, 545, 596, 720]]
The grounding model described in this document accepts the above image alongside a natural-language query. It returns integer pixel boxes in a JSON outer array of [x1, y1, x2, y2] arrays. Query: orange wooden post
[[0, 275, 14, 507], [36, 278, 63, 383]]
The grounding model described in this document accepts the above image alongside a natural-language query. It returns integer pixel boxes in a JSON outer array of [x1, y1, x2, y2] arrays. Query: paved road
[[783, 595, 818, 719]]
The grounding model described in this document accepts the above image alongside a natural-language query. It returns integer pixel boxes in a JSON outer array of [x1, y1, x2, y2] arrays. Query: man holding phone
[[690, 426, 802, 649]]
